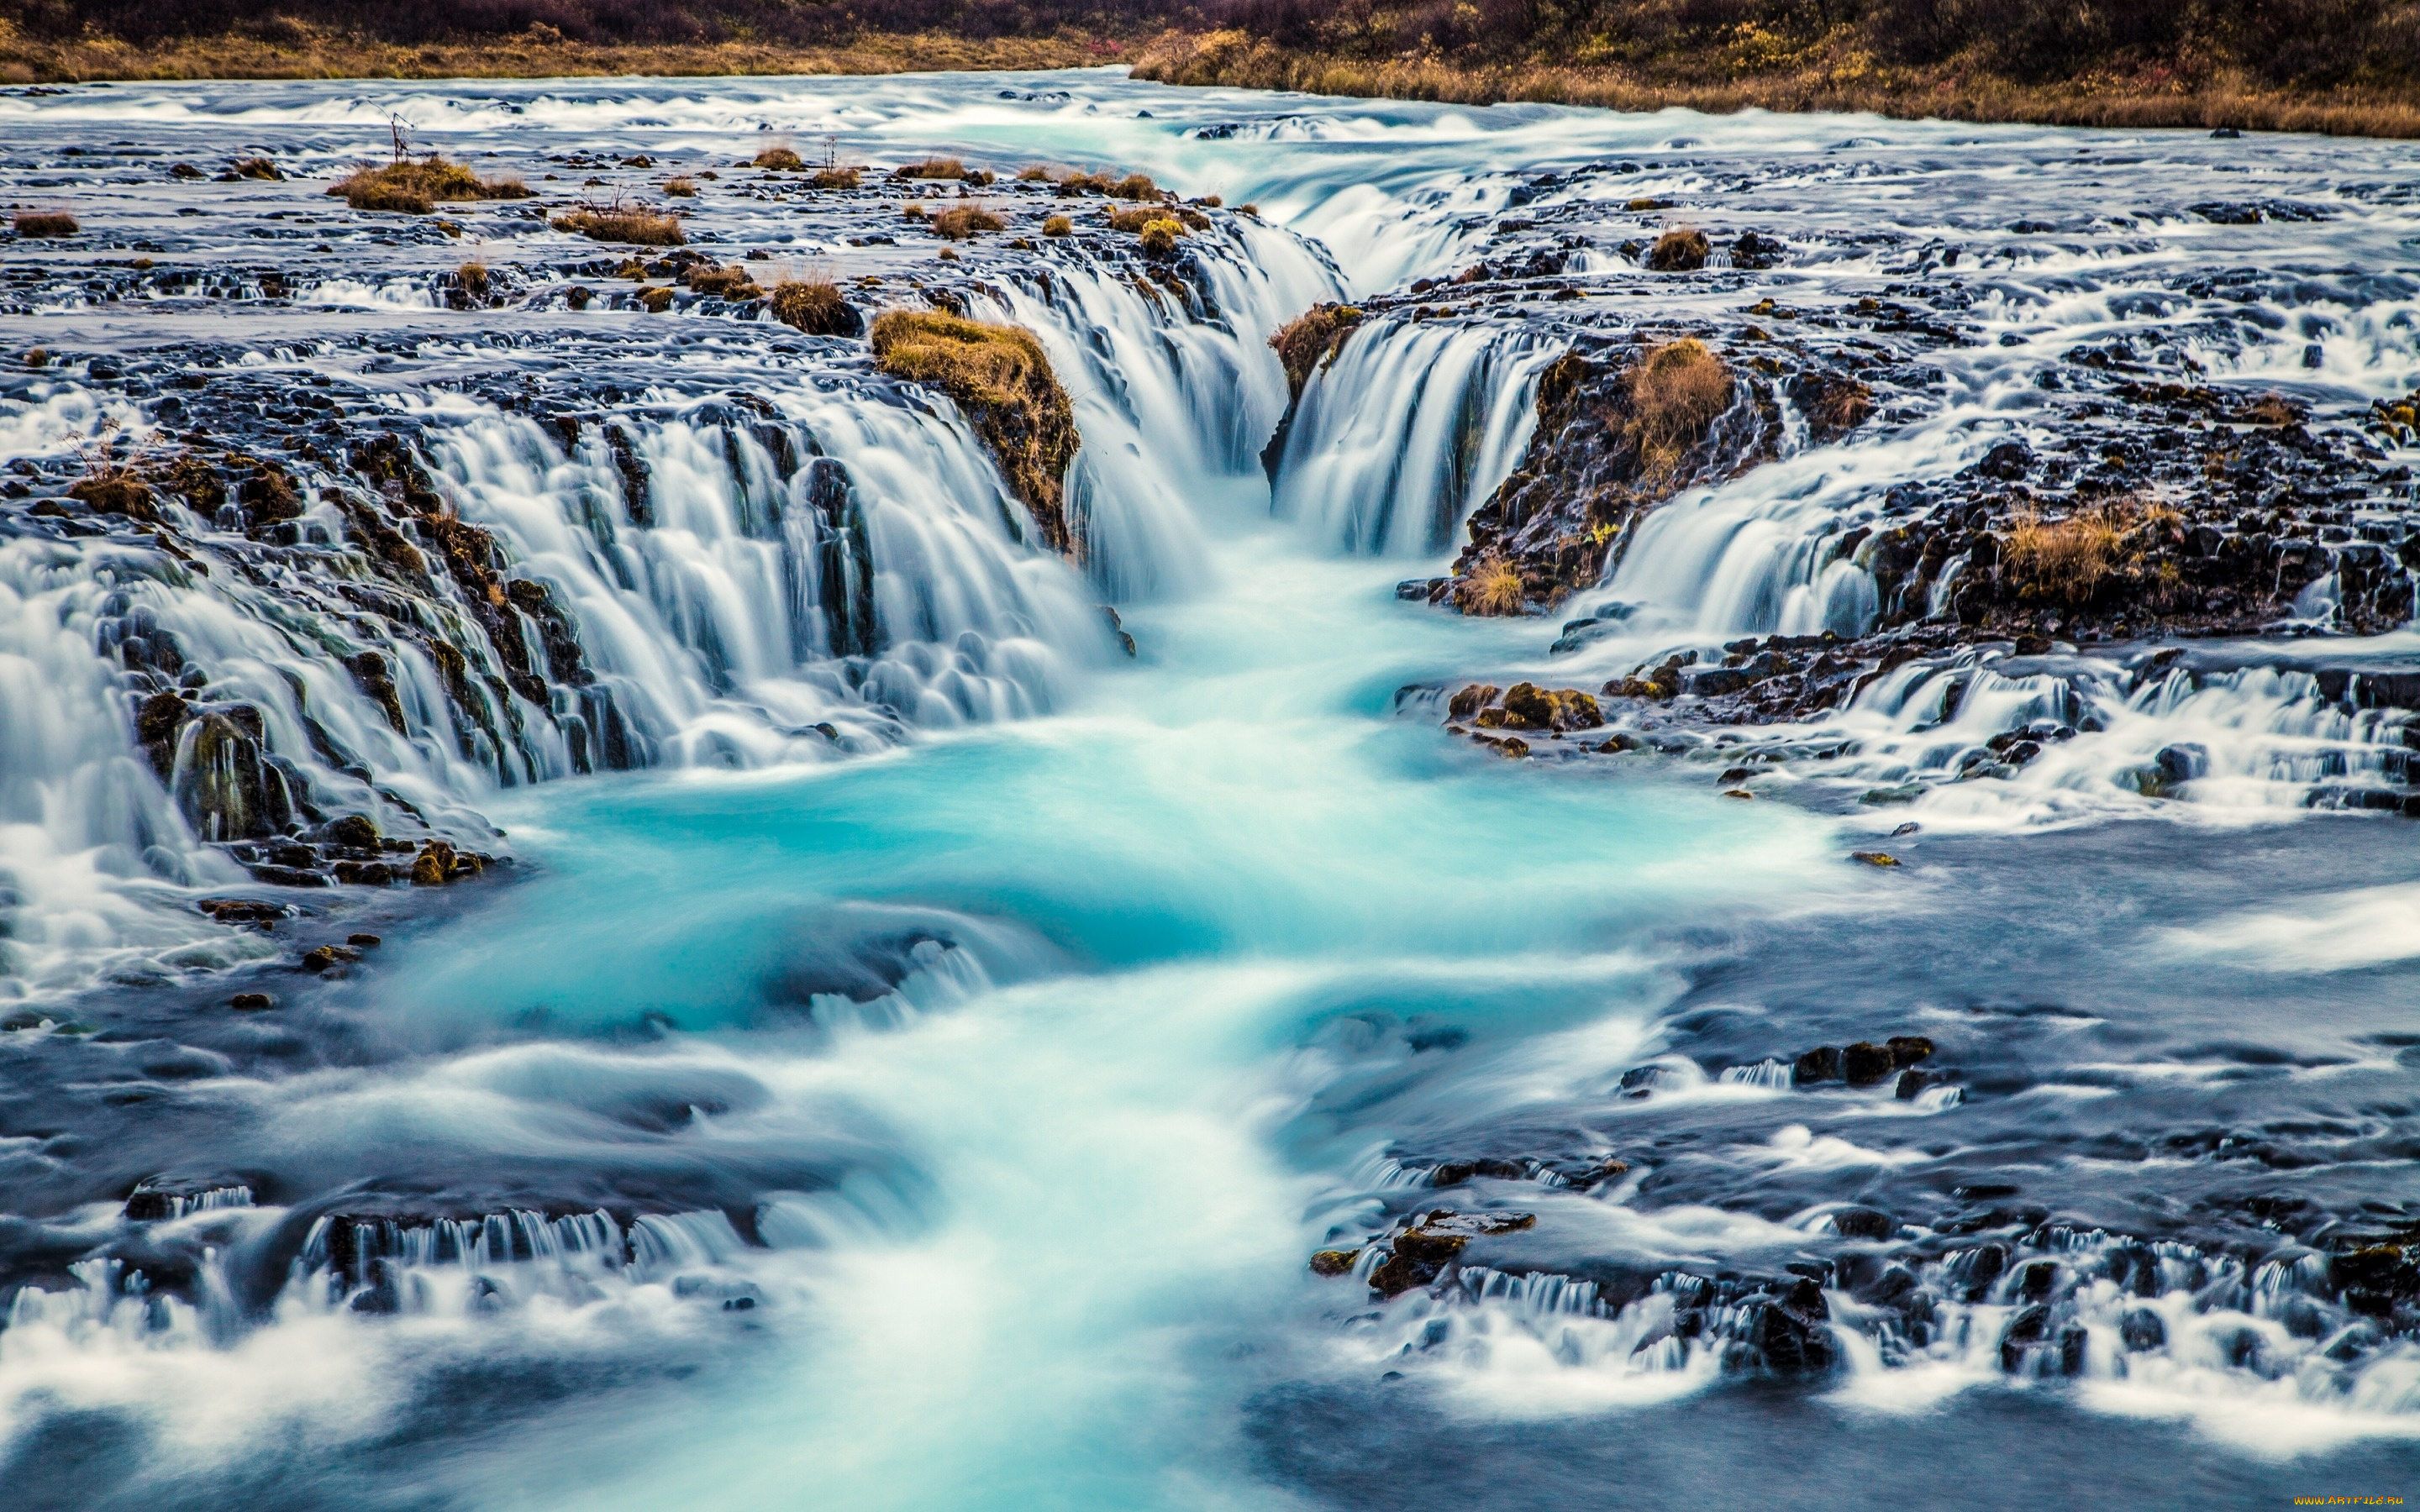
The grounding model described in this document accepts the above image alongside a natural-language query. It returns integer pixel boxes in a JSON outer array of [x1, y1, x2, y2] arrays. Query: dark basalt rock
[[1365, 1210, 1538, 1297]]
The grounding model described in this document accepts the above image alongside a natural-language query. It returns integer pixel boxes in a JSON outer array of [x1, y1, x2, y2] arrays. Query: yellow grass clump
[[930, 205, 1005, 240], [870, 310, 1081, 557], [1456, 550, 1526, 616], [1628, 339, 1734, 468], [551, 202, 686, 245], [330, 156, 529, 214]]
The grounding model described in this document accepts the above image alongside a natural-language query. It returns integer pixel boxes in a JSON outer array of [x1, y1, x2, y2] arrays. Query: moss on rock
[[870, 310, 1082, 558]]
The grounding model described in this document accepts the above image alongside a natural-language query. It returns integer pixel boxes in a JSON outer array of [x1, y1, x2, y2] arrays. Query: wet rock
[[2118, 1307, 2167, 1351], [1368, 1210, 1537, 1297], [1793, 1046, 1844, 1085], [1842, 1042, 1897, 1085], [1828, 1206, 1897, 1240], [229, 991, 273, 1011], [1309, 1249, 1360, 1277]]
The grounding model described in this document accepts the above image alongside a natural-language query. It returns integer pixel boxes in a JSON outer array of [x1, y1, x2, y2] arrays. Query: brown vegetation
[[456, 259, 488, 296], [1627, 339, 1733, 469], [896, 156, 968, 179], [770, 278, 857, 335], [13, 210, 77, 236], [1647, 227, 1709, 271], [753, 146, 805, 170], [869, 310, 1081, 556], [0, 24, 1107, 84], [685, 263, 762, 298], [552, 202, 685, 245], [1456, 550, 1525, 616], [810, 166, 860, 190], [229, 155, 281, 180], [1999, 500, 2164, 606], [1269, 302, 1363, 397], [1042, 214, 1072, 236], [662, 176, 697, 197], [1131, 10, 2420, 141], [930, 204, 1005, 239], [330, 156, 529, 214]]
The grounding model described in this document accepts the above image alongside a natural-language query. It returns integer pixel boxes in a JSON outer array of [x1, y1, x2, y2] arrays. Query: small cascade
[[1271, 316, 1558, 558], [971, 215, 1342, 597]]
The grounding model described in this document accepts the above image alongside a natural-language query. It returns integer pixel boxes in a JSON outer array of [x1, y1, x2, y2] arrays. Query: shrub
[[869, 310, 1081, 556], [552, 203, 686, 245], [1648, 227, 1711, 271], [1043, 214, 1072, 236], [1139, 217, 1183, 257], [897, 156, 967, 179], [1628, 338, 1733, 466], [1457, 550, 1526, 615], [1268, 302, 1364, 397], [663, 176, 697, 197], [754, 146, 805, 170], [14, 210, 77, 237], [330, 157, 529, 214], [931, 205, 1005, 239], [811, 167, 860, 190], [770, 278, 860, 336]]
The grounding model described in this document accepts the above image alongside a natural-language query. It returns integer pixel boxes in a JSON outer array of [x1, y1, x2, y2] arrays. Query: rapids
[[1, 68, 2418, 1509]]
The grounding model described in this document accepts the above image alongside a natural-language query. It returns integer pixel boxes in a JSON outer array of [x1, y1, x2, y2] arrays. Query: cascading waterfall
[[1271, 316, 1559, 558], [7, 71, 2420, 1509]]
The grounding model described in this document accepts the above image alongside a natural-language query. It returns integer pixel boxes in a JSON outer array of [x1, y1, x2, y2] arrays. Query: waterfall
[[1271, 315, 1559, 559], [0, 216, 1340, 995]]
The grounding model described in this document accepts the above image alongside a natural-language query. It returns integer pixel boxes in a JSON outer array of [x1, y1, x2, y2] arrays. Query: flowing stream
[[2, 69, 2419, 1509]]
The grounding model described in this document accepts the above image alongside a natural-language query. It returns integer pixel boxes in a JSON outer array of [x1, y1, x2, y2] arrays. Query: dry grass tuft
[[230, 155, 281, 181], [897, 156, 968, 180], [685, 262, 762, 299], [902, 202, 928, 221], [1627, 338, 1733, 468], [662, 176, 697, 197], [753, 146, 805, 171], [930, 204, 1005, 240], [1648, 227, 1710, 271], [330, 156, 529, 214], [552, 202, 686, 245], [1456, 550, 1526, 616], [1043, 213, 1072, 237], [456, 260, 488, 297], [1269, 303, 1365, 397], [770, 278, 858, 335], [811, 166, 860, 190], [1017, 164, 1055, 181], [14, 210, 77, 237], [870, 309, 1081, 556], [2001, 500, 2160, 606]]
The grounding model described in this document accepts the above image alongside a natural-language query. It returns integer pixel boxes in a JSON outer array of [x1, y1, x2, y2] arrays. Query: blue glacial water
[[1, 66, 2418, 1510]]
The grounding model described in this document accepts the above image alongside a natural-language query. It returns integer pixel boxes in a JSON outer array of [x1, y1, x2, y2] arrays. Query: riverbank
[[1128, 29, 2420, 140], [0, 27, 1114, 83]]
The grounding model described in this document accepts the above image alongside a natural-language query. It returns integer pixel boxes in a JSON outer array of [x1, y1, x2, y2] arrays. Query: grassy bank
[[0, 24, 1113, 83], [1118, 25, 2420, 140], [1128, 29, 2420, 139]]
